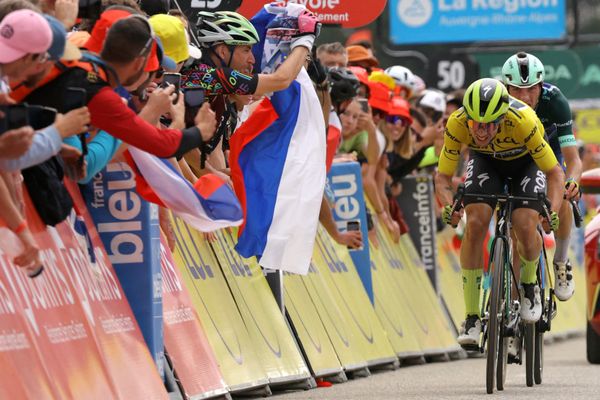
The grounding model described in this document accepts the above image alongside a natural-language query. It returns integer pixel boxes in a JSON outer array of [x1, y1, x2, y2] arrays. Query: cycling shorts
[[463, 151, 547, 213]]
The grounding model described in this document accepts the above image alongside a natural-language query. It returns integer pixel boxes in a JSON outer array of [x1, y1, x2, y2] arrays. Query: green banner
[[474, 46, 600, 100]]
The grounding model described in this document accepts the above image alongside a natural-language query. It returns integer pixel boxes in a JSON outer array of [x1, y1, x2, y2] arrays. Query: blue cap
[[43, 14, 81, 61]]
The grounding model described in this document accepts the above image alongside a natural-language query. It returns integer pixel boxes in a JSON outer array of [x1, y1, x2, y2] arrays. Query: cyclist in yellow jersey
[[435, 78, 564, 347]]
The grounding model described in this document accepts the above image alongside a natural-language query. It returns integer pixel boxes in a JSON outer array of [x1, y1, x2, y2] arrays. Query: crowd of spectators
[[311, 40, 467, 248]]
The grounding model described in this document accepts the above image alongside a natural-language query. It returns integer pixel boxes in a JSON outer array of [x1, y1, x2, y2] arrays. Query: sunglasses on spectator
[[32, 52, 50, 63], [385, 115, 409, 126]]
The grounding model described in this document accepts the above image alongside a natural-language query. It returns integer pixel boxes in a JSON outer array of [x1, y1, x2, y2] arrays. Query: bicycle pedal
[[461, 344, 480, 352]]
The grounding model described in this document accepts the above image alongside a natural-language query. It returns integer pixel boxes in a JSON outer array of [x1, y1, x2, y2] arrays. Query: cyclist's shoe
[[520, 283, 542, 323], [458, 315, 481, 347], [553, 260, 574, 301], [507, 337, 519, 363]]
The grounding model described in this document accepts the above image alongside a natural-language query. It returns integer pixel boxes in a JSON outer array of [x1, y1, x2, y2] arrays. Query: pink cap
[[0, 10, 52, 63]]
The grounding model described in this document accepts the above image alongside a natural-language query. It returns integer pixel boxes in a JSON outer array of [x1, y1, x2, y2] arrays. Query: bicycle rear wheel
[[487, 240, 506, 394]]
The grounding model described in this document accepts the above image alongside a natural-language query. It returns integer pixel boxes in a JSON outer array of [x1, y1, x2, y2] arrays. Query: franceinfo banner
[[397, 175, 438, 291], [389, 0, 566, 45]]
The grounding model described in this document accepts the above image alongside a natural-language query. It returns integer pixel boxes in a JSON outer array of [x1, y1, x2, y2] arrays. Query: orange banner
[[160, 236, 228, 399], [0, 180, 167, 399]]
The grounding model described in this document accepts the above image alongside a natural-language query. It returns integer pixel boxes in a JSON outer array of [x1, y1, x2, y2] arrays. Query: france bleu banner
[[81, 162, 164, 377], [230, 3, 326, 274], [389, 0, 566, 45], [327, 162, 373, 303]]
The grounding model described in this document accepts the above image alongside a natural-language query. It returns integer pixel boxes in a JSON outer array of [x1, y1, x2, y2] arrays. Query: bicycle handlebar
[[570, 199, 583, 228], [450, 183, 554, 229]]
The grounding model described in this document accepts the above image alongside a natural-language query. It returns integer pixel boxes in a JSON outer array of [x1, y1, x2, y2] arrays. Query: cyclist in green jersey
[[502, 52, 581, 302]]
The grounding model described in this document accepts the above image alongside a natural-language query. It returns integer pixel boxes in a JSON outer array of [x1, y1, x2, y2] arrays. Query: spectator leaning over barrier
[[180, 8, 321, 176], [0, 8, 54, 277], [9, 13, 217, 159], [317, 67, 363, 249], [0, 14, 90, 172], [316, 42, 347, 69]]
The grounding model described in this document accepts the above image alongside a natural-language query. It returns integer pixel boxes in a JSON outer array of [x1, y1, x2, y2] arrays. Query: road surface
[[275, 336, 599, 399]]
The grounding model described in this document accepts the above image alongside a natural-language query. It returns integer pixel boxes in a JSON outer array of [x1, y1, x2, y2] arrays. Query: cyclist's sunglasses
[[467, 115, 504, 129]]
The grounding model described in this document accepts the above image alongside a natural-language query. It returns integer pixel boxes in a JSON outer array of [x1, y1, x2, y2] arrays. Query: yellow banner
[[312, 228, 397, 367], [575, 109, 600, 144], [212, 230, 311, 384], [283, 270, 345, 377], [436, 229, 467, 330], [365, 235, 425, 358], [171, 218, 269, 392], [387, 229, 461, 353]]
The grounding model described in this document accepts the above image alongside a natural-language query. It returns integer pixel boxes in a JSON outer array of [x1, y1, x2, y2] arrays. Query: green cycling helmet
[[463, 78, 510, 123], [195, 11, 259, 48], [502, 52, 545, 88]]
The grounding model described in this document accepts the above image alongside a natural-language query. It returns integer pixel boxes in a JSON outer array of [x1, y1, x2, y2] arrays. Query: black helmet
[[328, 67, 359, 105]]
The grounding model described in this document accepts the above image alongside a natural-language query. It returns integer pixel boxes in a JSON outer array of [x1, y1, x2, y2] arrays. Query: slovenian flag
[[126, 147, 243, 232], [229, 3, 326, 275]]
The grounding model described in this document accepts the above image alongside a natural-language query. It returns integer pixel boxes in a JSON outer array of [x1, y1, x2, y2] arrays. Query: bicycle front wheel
[[534, 320, 544, 384], [487, 240, 507, 394]]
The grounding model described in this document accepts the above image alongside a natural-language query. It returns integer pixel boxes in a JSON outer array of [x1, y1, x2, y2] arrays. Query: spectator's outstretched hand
[[335, 230, 363, 249], [168, 90, 185, 129], [194, 103, 217, 142], [54, 107, 90, 138], [145, 84, 176, 119], [0, 127, 34, 159], [13, 228, 42, 273], [60, 143, 86, 181]]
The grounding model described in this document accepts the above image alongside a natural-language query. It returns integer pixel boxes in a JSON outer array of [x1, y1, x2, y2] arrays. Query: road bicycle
[[450, 182, 559, 394]]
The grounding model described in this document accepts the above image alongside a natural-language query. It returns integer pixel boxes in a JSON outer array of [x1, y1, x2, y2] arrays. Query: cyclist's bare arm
[[545, 164, 565, 213], [254, 46, 309, 96], [435, 171, 455, 207], [562, 145, 582, 183]]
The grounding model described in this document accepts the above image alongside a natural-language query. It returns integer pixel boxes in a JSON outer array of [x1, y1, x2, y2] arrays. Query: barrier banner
[[160, 236, 228, 399], [66, 181, 169, 398], [0, 184, 167, 399], [367, 232, 425, 358], [211, 230, 312, 384], [299, 259, 369, 371], [398, 234, 460, 352], [436, 229, 465, 330], [170, 217, 269, 392], [397, 175, 439, 291], [374, 218, 459, 354], [327, 162, 373, 303], [81, 162, 164, 375], [312, 228, 397, 367], [283, 270, 345, 377], [370, 220, 447, 354]]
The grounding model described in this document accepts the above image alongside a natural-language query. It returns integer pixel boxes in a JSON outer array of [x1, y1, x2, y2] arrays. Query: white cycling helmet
[[385, 65, 415, 96]]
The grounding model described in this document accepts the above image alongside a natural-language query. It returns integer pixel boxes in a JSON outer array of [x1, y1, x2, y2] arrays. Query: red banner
[[0, 181, 168, 399], [160, 236, 228, 399], [238, 0, 387, 28]]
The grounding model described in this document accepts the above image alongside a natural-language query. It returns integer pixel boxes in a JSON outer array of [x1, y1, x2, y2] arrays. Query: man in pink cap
[[0, 9, 52, 87]]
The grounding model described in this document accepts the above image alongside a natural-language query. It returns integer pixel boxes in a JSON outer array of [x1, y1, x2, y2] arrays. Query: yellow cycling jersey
[[438, 97, 558, 176]]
